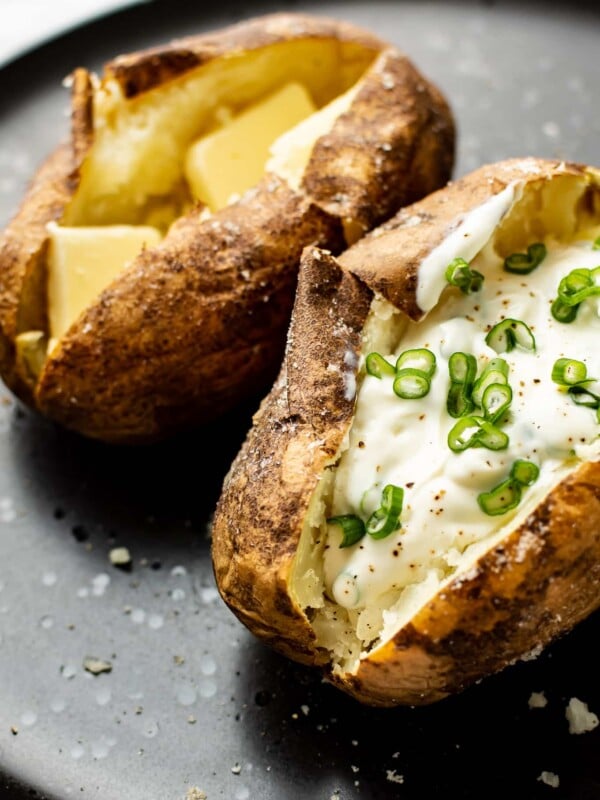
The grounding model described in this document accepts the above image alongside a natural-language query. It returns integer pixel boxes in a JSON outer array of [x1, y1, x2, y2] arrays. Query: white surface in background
[[0, 0, 147, 67]]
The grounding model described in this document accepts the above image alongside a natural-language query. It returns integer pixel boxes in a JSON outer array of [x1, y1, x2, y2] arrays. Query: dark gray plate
[[1, 1, 599, 798]]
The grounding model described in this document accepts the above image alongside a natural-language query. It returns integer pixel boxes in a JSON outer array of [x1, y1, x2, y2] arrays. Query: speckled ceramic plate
[[1, 1, 599, 798]]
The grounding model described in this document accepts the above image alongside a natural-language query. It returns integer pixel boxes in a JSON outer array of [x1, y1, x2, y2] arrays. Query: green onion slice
[[551, 296, 579, 323], [447, 382, 474, 418], [568, 385, 600, 408], [482, 382, 513, 424], [504, 242, 547, 274], [327, 515, 366, 548], [593, 236, 600, 251], [510, 459, 540, 486], [366, 484, 404, 540], [478, 478, 522, 516], [447, 416, 509, 452], [476, 420, 510, 450], [485, 318, 536, 353], [478, 459, 540, 516], [366, 352, 396, 378], [557, 268, 600, 307], [445, 257, 484, 294], [447, 352, 477, 418], [448, 351, 477, 385], [393, 369, 431, 399], [551, 357, 588, 386], [472, 358, 509, 407], [395, 348, 437, 378], [447, 416, 481, 451]]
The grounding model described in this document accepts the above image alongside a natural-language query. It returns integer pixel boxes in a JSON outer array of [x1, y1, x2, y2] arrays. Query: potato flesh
[[293, 175, 600, 675], [64, 39, 376, 227], [46, 222, 162, 341], [27, 38, 375, 359], [184, 82, 316, 211], [18, 39, 376, 367], [267, 84, 359, 193]]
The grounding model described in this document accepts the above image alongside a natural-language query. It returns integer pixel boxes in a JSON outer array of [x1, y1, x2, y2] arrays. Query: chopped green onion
[[395, 348, 436, 378], [447, 382, 474, 418], [504, 242, 547, 274], [593, 237, 600, 251], [478, 479, 521, 516], [475, 420, 510, 450], [366, 352, 395, 378], [551, 296, 579, 323], [447, 352, 477, 418], [393, 369, 431, 399], [478, 459, 540, 516], [487, 357, 510, 379], [551, 266, 600, 322], [447, 416, 481, 451], [557, 268, 600, 307], [447, 416, 509, 452], [472, 358, 510, 408], [327, 515, 366, 548], [366, 484, 404, 540], [510, 459, 540, 486], [551, 357, 588, 386], [482, 382, 513, 424], [485, 318, 536, 353], [448, 351, 477, 384], [568, 385, 600, 408], [445, 257, 484, 294]]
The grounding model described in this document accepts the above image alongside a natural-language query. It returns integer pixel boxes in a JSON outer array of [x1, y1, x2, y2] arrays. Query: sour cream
[[325, 238, 600, 610]]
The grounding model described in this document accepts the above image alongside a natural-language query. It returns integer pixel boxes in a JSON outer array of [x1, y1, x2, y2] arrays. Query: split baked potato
[[0, 13, 454, 443], [212, 157, 600, 706]]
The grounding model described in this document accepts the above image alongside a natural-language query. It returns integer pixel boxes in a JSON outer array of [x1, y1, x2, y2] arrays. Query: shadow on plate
[[231, 608, 600, 799]]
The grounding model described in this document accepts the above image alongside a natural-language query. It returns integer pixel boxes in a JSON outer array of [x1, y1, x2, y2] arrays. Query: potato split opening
[[291, 173, 600, 676], [66, 38, 376, 227], [17, 38, 377, 379]]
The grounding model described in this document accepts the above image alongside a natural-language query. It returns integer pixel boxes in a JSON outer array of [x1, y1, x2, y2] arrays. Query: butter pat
[[47, 222, 162, 340], [184, 82, 316, 211]]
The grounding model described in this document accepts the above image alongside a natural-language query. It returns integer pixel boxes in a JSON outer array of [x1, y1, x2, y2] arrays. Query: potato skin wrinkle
[[212, 158, 600, 706], [0, 12, 454, 443]]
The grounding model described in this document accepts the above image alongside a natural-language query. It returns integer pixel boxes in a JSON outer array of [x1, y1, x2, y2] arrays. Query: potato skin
[[0, 70, 93, 407], [212, 247, 372, 663], [212, 157, 600, 706], [0, 12, 455, 442], [334, 461, 600, 706], [37, 178, 344, 442], [340, 157, 592, 318], [104, 13, 384, 99], [302, 48, 455, 238]]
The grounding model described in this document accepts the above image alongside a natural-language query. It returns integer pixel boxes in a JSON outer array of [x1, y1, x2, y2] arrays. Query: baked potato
[[212, 157, 600, 706], [0, 13, 454, 443]]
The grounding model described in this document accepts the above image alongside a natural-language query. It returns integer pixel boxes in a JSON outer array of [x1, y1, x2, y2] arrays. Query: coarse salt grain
[[537, 771, 560, 788], [566, 697, 599, 735], [528, 691, 548, 709]]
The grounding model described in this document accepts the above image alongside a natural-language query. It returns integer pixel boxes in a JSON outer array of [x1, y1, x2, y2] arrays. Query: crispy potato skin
[[340, 158, 590, 318], [212, 158, 600, 706], [37, 179, 344, 442], [212, 248, 372, 663], [334, 461, 600, 706], [0, 69, 93, 406], [105, 13, 384, 98], [0, 12, 454, 442], [302, 49, 454, 236]]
